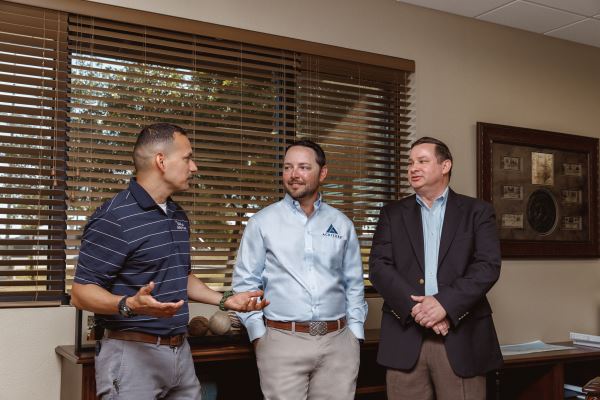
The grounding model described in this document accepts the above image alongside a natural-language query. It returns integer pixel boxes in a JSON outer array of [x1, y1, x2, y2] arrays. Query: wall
[[3, 0, 600, 398], [0, 306, 74, 400]]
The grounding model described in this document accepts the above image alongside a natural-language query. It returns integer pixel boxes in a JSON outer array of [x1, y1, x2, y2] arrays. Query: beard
[[284, 179, 318, 201]]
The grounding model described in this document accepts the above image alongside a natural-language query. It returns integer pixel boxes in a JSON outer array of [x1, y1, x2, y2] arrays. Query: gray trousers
[[386, 335, 486, 400], [255, 326, 361, 400], [95, 338, 202, 400]]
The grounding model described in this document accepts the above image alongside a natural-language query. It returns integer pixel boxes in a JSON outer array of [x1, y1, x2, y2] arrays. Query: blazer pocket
[[452, 233, 474, 242]]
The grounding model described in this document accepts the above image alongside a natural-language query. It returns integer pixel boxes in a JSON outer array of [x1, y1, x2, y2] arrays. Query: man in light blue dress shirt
[[233, 139, 368, 400]]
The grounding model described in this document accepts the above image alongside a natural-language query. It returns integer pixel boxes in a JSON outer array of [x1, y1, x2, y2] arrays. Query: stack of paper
[[564, 383, 585, 399], [500, 340, 573, 356], [570, 332, 600, 348]]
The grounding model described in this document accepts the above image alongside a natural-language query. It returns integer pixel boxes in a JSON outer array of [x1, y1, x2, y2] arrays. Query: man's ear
[[442, 159, 452, 175], [155, 153, 166, 172], [319, 165, 328, 183]]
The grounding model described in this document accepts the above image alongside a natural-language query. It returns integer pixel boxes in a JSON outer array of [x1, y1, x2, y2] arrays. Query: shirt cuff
[[347, 322, 364, 340], [245, 318, 267, 342]]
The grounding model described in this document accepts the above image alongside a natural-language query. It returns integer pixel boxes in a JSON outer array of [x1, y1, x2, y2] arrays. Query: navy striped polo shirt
[[74, 178, 191, 336]]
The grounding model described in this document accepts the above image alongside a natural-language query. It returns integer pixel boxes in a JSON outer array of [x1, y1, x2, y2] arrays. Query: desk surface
[[57, 331, 600, 367], [56, 328, 382, 365], [502, 341, 600, 366]]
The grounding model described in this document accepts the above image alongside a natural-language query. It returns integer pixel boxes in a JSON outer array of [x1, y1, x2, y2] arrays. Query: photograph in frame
[[477, 122, 599, 257]]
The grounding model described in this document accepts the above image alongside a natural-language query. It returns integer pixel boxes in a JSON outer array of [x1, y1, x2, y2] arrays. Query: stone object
[[209, 311, 231, 335], [188, 316, 209, 336]]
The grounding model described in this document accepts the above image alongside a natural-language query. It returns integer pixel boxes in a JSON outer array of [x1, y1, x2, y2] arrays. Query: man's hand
[[432, 318, 450, 336], [224, 290, 269, 312], [410, 295, 447, 328], [128, 281, 184, 317]]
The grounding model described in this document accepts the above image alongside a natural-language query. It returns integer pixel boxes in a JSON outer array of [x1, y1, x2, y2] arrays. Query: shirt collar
[[416, 186, 449, 209], [129, 177, 165, 210], [283, 193, 323, 214]]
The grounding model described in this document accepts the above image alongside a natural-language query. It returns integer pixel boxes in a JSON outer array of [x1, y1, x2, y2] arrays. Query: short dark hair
[[411, 136, 453, 177], [133, 123, 187, 170], [285, 139, 326, 168]]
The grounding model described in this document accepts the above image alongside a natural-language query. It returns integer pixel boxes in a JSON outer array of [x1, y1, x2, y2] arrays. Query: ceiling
[[396, 0, 600, 49]]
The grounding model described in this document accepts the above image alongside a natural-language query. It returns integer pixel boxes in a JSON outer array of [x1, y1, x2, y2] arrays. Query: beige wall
[[3, 0, 600, 398], [85, 0, 600, 344], [0, 306, 74, 400]]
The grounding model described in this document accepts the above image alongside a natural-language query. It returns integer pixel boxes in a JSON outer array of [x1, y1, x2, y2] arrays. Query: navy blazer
[[369, 189, 503, 377]]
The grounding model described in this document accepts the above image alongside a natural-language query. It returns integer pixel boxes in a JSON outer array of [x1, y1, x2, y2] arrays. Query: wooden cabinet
[[56, 329, 385, 400], [57, 334, 600, 400], [489, 342, 600, 400]]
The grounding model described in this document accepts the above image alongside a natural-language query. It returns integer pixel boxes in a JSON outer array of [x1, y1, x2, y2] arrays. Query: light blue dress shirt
[[232, 193, 368, 342], [416, 187, 449, 296]]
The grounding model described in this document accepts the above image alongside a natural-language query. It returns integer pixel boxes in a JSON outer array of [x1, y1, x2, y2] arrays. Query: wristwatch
[[219, 290, 235, 311], [118, 295, 136, 318]]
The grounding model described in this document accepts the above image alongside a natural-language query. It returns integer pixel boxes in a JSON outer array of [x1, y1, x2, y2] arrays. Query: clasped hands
[[127, 282, 268, 318], [410, 295, 449, 336]]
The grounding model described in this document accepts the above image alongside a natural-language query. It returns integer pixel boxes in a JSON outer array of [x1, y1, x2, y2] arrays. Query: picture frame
[[477, 122, 599, 258]]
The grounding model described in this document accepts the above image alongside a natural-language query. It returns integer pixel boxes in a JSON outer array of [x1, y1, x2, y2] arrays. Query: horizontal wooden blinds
[[296, 55, 413, 286], [1, 0, 413, 303], [66, 15, 297, 291], [0, 2, 68, 303]]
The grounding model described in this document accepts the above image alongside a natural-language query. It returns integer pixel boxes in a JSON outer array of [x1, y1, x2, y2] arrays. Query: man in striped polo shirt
[[71, 123, 268, 400]]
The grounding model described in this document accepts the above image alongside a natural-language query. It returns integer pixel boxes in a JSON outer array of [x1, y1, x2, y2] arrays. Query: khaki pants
[[386, 336, 486, 400], [255, 326, 360, 400]]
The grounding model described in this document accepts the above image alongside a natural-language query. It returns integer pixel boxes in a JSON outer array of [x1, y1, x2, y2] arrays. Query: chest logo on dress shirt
[[323, 224, 343, 239], [175, 220, 187, 230]]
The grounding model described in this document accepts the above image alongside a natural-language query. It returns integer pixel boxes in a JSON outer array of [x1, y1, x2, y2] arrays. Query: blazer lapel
[[438, 189, 462, 265], [402, 198, 425, 271]]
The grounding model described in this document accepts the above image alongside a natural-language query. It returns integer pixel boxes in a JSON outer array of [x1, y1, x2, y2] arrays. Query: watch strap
[[118, 295, 136, 317]]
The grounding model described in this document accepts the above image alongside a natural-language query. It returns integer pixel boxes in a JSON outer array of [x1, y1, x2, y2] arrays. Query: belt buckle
[[168, 335, 183, 347], [309, 321, 327, 336]]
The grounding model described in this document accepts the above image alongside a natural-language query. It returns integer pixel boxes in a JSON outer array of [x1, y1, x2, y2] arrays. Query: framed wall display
[[477, 122, 599, 258]]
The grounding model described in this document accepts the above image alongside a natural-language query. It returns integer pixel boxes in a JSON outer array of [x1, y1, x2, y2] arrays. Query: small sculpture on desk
[[208, 311, 231, 335], [188, 316, 209, 337], [228, 310, 242, 329]]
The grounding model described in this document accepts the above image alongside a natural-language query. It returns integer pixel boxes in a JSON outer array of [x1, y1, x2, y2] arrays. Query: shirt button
[[419, 278, 424, 285]]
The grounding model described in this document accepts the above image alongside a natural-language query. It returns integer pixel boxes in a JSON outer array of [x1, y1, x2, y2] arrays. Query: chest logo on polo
[[323, 224, 343, 239], [175, 220, 187, 230]]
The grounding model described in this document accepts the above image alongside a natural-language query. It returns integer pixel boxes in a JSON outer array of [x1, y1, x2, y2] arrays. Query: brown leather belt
[[266, 317, 346, 336], [106, 329, 186, 347]]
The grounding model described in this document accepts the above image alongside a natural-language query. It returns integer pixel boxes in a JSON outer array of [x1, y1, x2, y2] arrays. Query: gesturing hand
[[224, 290, 269, 312], [128, 281, 184, 317], [410, 295, 447, 328]]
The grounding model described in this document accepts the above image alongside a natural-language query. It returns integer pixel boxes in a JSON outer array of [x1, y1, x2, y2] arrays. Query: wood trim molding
[[6, 0, 415, 72]]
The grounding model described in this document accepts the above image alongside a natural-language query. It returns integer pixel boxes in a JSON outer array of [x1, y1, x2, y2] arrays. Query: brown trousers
[[386, 335, 486, 400]]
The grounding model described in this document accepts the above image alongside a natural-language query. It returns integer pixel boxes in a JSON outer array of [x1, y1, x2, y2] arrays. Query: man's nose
[[190, 160, 198, 172]]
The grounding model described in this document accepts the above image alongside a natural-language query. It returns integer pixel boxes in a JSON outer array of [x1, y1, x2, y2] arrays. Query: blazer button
[[418, 278, 424, 285]]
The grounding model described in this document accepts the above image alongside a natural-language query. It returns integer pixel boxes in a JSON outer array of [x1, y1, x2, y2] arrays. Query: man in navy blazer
[[369, 137, 502, 400]]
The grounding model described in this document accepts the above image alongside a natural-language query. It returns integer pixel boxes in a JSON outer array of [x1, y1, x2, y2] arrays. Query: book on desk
[[571, 332, 600, 349]]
